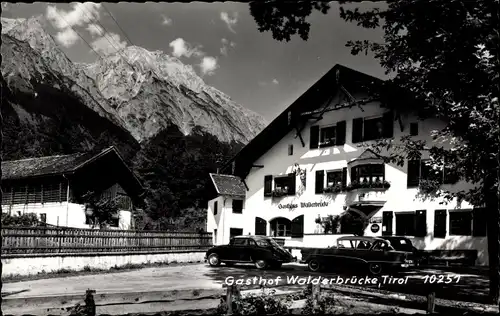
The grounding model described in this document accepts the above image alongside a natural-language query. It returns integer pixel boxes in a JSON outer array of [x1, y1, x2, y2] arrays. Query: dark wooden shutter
[[351, 166, 358, 183], [264, 175, 273, 197], [407, 160, 420, 187], [415, 210, 427, 237], [382, 211, 393, 236], [315, 170, 324, 194], [288, 144, 293, 156], [255, 217, 267, 236], [352, 118, 363, 143], [336, 121, 346, 145], [288, 173, 296, 195], [434, 209, 447, 238], [341, 167, 347, 189], [291, 215, 304, 238], [309, 126, 319, 149], [472, 208, 487, 237], [382, 111, 394, 138]]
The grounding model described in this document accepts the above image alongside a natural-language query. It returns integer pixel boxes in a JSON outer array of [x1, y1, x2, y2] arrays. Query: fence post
[[312, 282, 321, 310], [226, 284, 241, 315], [85, 289, 96, 316], [426, 291, 436, 314]]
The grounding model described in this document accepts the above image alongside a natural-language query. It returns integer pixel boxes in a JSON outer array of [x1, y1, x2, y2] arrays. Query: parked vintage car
[[301, 236, 416, 275], [205, 235, 296, 269], [380, 236, 425, 266]]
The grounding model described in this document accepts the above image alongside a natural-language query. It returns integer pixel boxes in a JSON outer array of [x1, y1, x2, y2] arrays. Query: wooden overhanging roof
[[221, 64, 384, 178], [1, 147, 144, 197], [209, 173, 246, 197]]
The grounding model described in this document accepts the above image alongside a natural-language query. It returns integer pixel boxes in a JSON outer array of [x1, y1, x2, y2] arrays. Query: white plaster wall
[[207, 196, 247, 245], [1, 252, 206, 277], [2, 202, 132, 230], [220, 94, 486, 263]]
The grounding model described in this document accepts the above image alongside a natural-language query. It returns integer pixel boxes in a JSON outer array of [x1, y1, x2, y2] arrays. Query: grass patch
[[2, 260, 203, 283]]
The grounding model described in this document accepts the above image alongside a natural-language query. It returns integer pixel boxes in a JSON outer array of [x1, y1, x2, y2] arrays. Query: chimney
[[216, 168, 220, 174]]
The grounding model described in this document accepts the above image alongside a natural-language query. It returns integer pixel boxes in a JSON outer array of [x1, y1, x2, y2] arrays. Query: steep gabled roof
[[221, 64, 384, 178], [209, 173, 246, 197], [2, 151, 97, 180]]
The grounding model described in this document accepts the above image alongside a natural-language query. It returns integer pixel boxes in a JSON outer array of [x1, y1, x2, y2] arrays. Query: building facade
[[207, 64, 489, 265], [1, 147, 144, 229]]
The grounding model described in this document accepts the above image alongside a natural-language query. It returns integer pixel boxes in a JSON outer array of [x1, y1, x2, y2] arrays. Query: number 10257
[[422, 275, 461, 284]]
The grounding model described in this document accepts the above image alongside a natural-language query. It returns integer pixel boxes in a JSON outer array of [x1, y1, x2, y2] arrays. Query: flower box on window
[[323, 184, 344, 194], [346, 179, 391, 191], [272, 188, 289, 197]]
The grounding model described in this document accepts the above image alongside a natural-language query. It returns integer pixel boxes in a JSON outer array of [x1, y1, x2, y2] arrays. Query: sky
[[2, 2, 387, 122]]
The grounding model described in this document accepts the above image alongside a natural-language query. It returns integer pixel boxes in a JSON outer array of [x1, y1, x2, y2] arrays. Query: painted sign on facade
[[369, 216, 382, 224], [277, 201, 329, 209]]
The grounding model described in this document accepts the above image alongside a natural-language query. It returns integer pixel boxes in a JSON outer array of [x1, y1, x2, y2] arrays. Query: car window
[[255, 239, 270, 247], [373, 241, 394, 251], [337, 240, 354, 248], [232, 238, 247, 246], [248, 239, 257, 246], [356, 241, 372, 249]]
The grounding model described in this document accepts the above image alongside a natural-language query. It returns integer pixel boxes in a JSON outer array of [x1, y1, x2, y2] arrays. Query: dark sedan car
[[205, 235, 295, 269], [380, 236, 425, 266]]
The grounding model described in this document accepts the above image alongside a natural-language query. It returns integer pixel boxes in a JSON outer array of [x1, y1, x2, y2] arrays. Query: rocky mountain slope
[[1, 17, 266, 144], [1, 16, 264, 229]]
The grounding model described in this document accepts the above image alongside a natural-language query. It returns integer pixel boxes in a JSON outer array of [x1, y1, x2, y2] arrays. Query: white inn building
[[207, 64, 488, 266]]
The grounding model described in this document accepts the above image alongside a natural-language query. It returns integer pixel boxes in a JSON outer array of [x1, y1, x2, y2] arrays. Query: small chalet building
[[207, 64, 489, 265], [1, 147, 144, 229]]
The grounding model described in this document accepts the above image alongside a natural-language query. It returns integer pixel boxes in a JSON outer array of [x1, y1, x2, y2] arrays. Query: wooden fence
[[1, 226, 213, 255]]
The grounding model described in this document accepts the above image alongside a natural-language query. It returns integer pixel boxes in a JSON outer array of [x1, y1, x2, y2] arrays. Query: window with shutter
[[449, 211, 472, 236], [395, 213, 416, 236], [288, 144, 293, 156], [291, 215, 304, 238], [319, 125, 336, 148], [472, 208, 487, 237], [434, 209, 447, 238], [255, 217, 267, 236], [352, 118, 363, 143], [213, 201, 218, 215], [407, 160, 420, 188], [382, 111, 394, 138], [315, 170, 325, 194], [336, 121, 346, 145], [232, 199, 243, 214], [310, 126, 319, 149], [341, 167, 347, 188], [264, 175, 273, 197], [415, 210, 427, 237]]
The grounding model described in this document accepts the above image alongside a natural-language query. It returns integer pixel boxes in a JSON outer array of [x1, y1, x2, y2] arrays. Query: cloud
[[272, 79, 279, 85], [220, 38, 236, 56], [220, 12, 238, 33], [199, 56, 219, 76], [86, 23, 103, 37], [169, 38, 203, 58], [46, 3, 102, 48], [54, 28, 80, 47], [161, 14, 172, 26], [91, 32, 127, 55], [46, 3, 101, 29]]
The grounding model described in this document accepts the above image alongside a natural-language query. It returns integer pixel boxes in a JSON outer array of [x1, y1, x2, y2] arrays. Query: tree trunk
[[485, 183, 500, 305]]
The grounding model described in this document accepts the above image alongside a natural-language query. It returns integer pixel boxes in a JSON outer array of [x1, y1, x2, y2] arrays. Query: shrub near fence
[[1, 226, 213, 256]]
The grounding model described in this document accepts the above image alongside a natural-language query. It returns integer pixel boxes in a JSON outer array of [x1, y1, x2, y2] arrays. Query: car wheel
[[308, 259, 321, 272], [254, 259, 267, 269], [368, 263, 383, 275], [208, 253, 221, 267]]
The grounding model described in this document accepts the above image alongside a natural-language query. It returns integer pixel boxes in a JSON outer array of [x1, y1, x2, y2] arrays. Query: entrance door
[[382, 211, 393, 236]]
